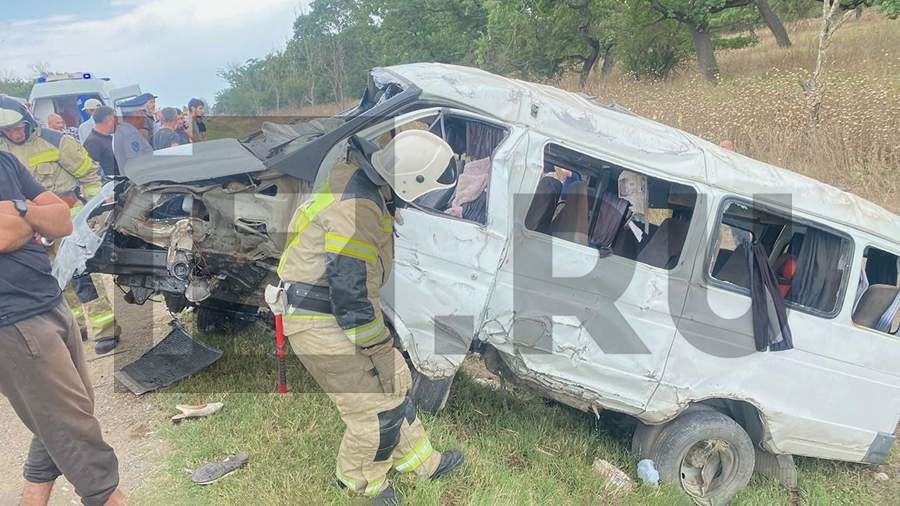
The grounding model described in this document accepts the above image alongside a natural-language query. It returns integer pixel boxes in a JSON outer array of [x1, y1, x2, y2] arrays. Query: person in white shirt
[[77, 99, 103, 145]]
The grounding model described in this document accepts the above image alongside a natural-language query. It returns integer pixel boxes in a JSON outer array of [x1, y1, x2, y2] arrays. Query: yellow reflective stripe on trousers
[[276, 184, 335, 277], [89, 309, 115, 330], [345, 315, 385, 346], [335, 464, 357, 490], [324, 234, 378, 263], [70, 306, 85, 319], [363, 476, 387, 497], [393, 434, 434, 473], [72, 152, 93, 178], [28, 150, 60, 167], [284, 313, 334, 320]]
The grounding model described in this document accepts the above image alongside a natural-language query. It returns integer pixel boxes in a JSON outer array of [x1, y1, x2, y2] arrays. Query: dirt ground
[[0, 290, 172, 505]]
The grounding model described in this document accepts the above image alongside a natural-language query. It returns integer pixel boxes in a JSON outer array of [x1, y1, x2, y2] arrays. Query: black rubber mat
[[115, 323, 223, 395]]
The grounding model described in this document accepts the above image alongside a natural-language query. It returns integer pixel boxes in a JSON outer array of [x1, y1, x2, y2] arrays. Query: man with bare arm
[[0, 148, 124, 506]]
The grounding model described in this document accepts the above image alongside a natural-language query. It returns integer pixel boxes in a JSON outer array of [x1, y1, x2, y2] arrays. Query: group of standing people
[[74, 94, 208, 180]]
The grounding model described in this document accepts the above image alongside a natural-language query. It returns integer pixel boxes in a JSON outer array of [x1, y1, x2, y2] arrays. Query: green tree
[[648, 0, 756, 81], [478, 0, 621, 87], [619, 3, 693, 79], [369, 0, 488, 66], [755, 0, 792, 46], [0, 72, 32, 99]]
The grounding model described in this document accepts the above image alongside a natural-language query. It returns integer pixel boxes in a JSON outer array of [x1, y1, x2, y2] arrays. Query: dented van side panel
[[658, 185, 900, 462], [386, 125, 528, 379]]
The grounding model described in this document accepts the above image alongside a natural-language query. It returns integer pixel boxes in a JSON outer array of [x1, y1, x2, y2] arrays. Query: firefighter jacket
[[277, 161, 395, 347], [0, 128, 102, 206]]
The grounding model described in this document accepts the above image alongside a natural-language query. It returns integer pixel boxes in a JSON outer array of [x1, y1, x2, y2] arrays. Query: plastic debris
[[637, 459, 660, 487], [172, 402, 224, 424]]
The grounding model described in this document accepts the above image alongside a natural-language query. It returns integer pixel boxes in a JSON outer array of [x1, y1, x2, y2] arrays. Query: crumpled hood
[[122, 138, 265, 185]]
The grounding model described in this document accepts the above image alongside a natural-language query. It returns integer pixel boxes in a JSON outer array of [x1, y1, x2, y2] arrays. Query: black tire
[[653, 410, 755, 506], [632, 421, 667, 460], [633, 405, 717, 460]]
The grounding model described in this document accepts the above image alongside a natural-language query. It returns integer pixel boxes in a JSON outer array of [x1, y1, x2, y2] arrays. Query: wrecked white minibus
[[55, 63, 900, 504]]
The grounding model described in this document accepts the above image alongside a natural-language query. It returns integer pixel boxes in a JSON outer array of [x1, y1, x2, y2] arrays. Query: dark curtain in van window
[[866, 248, 899, 286], [791, 229, 845, 312], [466, 123, 505, 160]]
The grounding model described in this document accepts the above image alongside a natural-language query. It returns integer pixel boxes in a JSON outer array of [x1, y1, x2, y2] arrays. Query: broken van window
[[710, 201, 852, 317], [853, 247, 900, 334], [525, 143, 697, 270], [385, 114, 506, 225]]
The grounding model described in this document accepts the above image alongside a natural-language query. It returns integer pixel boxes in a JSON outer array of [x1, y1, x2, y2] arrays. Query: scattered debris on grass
[[592, 458, 635, 493], [171, 402, 225, 424]]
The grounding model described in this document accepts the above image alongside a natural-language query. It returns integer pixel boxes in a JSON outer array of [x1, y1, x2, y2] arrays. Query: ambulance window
[[853, 247, 900, 334], [710, 200, 853, 317], [525, 143, 697, 270]]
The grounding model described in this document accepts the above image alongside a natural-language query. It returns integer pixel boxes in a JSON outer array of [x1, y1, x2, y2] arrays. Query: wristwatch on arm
[[12, 199, 28, 218]]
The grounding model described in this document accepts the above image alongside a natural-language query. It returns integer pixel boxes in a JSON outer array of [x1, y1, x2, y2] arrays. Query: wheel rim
[[679, 438, 738, 500]]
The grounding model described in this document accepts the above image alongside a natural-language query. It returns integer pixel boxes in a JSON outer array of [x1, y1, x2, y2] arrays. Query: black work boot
[[94, 335, 120, 355], [372, 485, 402, 506], [429, 449, 464, 480]]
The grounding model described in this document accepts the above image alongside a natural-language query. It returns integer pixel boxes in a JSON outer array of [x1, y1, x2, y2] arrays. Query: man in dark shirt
[[82, 106, 119, 179], [0, 150, 124, 506], [151, 107, 185, 150]]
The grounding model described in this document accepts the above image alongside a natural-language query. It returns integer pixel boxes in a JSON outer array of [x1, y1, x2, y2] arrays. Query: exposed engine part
[[185, 278, 211, 303], [170, 256, 191, 281]]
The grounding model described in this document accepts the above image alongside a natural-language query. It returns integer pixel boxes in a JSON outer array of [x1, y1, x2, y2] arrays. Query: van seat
[[853, 284, 900, 332], [716, 244, 750, 288], [636, 217, 690, 269], [551, 181, 590, 245]]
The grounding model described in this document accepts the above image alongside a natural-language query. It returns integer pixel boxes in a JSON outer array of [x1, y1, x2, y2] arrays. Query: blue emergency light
[[36, 76, 47, 83], [83, 73, 92, 79]]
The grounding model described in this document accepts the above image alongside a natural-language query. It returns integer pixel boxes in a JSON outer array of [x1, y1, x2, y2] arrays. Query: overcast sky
[[0, 0, 307, 108]]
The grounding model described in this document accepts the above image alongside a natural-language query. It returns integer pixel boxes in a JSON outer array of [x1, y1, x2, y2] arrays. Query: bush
[[621, 36, 689, 80], [619, 15, 691, 80]]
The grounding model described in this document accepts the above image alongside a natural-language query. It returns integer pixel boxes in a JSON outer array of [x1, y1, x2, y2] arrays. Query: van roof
[[30, 79, 110, 101], [382, 63, 899, 246]]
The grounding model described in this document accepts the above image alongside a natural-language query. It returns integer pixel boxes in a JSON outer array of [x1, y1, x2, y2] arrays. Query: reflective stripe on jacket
[[0, 128, 101, 198], [278, 161, 395, 346]]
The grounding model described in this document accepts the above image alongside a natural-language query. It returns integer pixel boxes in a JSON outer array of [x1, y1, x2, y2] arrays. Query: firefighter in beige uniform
[[0, 96, 118, 342], [275, 131, 464, 503]]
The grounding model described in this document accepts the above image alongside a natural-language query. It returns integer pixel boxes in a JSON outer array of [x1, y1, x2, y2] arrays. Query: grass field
[[136, 12, 899, 506], [134, 321, 898, 506]]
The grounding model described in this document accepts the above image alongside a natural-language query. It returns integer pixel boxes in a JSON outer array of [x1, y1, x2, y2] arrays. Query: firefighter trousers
[[65, 274, 117, 339], [47, 240, 117, 340], [286, 317, 441, 497]]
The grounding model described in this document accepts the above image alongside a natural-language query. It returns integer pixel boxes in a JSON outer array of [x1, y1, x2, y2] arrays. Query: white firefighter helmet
[[0, 103, 25, 128], [370, 130, 455, 203], [0, 95, 35, 144]]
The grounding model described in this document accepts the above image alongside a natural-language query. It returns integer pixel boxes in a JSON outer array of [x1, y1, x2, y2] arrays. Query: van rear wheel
[[653, 410, 755, 505]]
